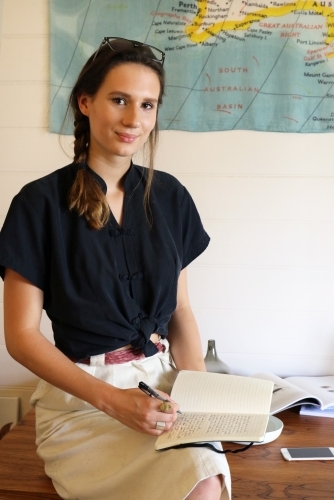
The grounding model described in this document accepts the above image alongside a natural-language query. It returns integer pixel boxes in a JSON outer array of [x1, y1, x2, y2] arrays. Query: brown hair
[[65, 43, 165, 229]]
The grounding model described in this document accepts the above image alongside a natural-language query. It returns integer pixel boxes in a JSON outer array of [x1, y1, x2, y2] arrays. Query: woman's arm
[[4, 268, 178, 434], [167, 268, 206, 372]]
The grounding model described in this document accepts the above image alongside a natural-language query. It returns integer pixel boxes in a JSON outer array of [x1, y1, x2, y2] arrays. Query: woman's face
[[78, 63, 161, 164]]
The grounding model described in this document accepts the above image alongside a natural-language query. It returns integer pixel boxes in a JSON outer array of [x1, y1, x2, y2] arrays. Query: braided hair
[[65, 43, 165, 230]]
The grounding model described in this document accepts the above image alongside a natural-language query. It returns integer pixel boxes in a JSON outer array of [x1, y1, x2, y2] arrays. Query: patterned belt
[[69, 342, 165, 365]]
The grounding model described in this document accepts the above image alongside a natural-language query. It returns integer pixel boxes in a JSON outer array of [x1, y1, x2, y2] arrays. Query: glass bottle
[[204, 339, 231, 374]]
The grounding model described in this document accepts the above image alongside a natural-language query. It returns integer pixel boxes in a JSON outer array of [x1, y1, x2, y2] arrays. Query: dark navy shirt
[[0, 162, 209, 361]]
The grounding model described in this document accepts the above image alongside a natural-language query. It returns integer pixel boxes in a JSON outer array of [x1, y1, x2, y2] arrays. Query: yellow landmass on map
[[186, 0, 334, 56]]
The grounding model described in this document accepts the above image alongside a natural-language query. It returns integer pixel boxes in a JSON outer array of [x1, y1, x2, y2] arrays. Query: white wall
[[1, 0, 333, 417]]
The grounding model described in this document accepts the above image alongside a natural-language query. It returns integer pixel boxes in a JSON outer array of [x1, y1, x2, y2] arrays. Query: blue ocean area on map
[[50, 0, 334, 133]]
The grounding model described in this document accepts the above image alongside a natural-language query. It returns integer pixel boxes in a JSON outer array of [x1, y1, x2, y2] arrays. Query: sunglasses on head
[[92, 37, 165, 65]]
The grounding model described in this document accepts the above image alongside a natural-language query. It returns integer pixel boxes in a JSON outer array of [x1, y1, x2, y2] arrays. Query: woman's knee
[[186, 474, 223, 500]]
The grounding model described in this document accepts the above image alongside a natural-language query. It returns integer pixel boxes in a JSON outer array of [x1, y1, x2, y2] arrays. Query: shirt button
[[109, 229, 120, 237]]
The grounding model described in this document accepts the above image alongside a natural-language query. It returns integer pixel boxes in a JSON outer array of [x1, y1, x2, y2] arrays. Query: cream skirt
[[31, 343, 231, 500]]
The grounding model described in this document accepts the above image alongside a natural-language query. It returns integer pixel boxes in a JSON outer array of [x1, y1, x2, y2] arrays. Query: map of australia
[[50, 0, 334, 133]]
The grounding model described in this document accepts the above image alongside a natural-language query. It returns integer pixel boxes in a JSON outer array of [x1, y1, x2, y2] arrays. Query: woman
[[0, 38, 231, 499]]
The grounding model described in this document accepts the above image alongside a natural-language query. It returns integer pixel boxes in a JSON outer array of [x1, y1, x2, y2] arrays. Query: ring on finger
[[155, 421, 166, 431], [160, 402, 172, 412]]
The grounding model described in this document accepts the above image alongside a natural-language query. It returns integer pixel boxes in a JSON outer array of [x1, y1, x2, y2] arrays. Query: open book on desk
[[251, 372, 334, 415], [155, 370, 273, 451]]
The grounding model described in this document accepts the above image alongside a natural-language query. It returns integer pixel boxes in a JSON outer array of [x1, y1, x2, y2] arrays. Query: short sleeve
[[180, 187, 210, 269], [0, 191, 50, 291]]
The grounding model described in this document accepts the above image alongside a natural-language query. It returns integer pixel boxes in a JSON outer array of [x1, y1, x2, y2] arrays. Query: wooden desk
[[0, 408, 333, 499], [0, 409, 60, 499], [227, 408, 334, 498]]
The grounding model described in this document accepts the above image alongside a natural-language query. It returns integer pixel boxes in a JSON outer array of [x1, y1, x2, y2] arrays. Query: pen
[[138, 381, 182, 414]]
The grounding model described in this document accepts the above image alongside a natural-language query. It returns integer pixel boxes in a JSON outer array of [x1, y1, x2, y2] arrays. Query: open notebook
[[155, 371, 273, 450]]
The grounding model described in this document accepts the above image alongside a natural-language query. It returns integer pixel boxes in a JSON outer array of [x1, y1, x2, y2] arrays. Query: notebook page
[[171, 371, 273, 414], [155, 412, 269, 449]]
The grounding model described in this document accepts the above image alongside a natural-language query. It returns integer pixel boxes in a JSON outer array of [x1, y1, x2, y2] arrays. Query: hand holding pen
[[103, 384, 179, 435], [138, 381, 181, 432], [139, 381, 181, 415]]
